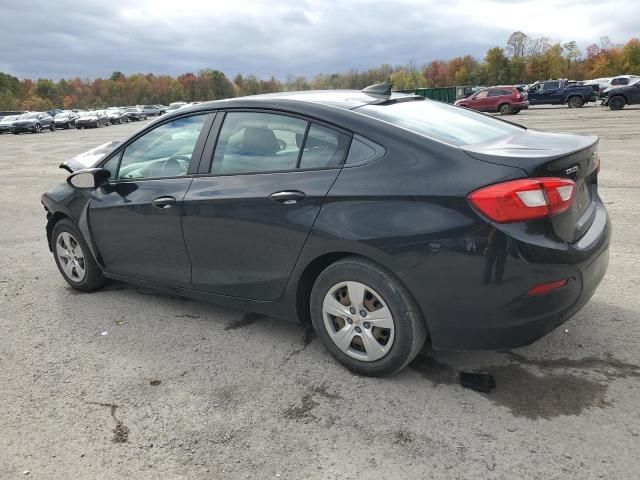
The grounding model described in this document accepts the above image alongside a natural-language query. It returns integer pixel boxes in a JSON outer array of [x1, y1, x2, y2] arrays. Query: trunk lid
[[462, 130, 599, 243]]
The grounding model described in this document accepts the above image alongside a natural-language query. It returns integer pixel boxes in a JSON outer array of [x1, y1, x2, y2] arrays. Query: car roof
[[184, 89, 420, 112]]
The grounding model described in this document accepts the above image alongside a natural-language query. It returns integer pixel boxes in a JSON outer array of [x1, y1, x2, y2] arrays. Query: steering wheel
[[160, 155, 191, 177]]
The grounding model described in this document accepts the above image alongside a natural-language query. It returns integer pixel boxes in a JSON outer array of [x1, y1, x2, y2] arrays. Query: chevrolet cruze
[[41, 84, 610, 376]]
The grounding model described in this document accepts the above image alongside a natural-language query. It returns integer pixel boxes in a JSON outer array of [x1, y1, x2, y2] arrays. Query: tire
[[50, 123, 55, 132], [567, 96, 584, 108], [51, 218, 105, 292], [310, 257, 427, 376], [34, 123, 41, 133], [498, 103, 513, 115], [609, 95, 626, 110], [76, 125, 82, 129], [512, 109, 520, 114]]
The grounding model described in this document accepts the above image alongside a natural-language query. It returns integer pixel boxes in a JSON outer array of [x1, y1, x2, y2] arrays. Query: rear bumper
[[399, 199, 611, 351], [513, 101, 529, 110]]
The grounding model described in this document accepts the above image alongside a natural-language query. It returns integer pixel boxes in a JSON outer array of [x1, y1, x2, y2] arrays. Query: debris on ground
[[150, 379, 161, 386], [460, 372, 496, 393]]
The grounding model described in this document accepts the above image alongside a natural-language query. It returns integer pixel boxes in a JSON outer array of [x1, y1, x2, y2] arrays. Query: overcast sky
[[1, 0, 638, 80]]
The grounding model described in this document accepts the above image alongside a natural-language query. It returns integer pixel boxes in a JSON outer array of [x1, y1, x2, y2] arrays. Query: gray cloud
[[0, 0, 638, 80]]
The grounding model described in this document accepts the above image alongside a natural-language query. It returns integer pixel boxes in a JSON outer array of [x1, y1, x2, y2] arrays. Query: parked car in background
[[0, 110, 26, 120], [608, 75, 639, 87], [154, 104, 167, 115], [602, 78, 640, 110], [54, 111, 80, 129], [454, 86, 529, 115], [526, 80, 596, 108], [140, 105, 162, 116], [75, 110, 110, 129], [12, 112, 55, 133], [165, 102, 188, 114], [125, 107, 147, 121], [47, 109, 64, 118], [0, 114, 20, 133], [105, 107, 130, 124], [41, 85, 609, 376]]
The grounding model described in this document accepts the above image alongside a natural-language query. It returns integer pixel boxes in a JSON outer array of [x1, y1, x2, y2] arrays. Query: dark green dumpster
[[396, 86, 459, 104]]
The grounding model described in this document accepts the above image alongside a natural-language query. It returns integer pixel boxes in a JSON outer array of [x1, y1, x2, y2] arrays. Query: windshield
[[20, 113, 40, 119], [78, 111, 96, 118], [357, 99, 524, 147], [1, 115, 19, 122], [628, 78, 640, 86]]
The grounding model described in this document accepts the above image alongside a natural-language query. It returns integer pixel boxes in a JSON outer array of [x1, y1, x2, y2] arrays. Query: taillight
[[526, 279, 568, 296], [468, 178, 576, 223]]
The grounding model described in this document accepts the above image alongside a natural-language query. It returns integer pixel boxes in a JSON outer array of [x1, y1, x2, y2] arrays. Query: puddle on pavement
[[410, 352, 640, 419]]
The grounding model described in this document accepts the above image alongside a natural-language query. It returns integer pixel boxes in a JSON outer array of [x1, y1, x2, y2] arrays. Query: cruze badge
[[566, 165, 580, 175]]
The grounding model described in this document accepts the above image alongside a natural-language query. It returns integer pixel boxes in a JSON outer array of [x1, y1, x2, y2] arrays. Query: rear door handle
[[152, 196, 176, 209], [269, 190, 306, 205]]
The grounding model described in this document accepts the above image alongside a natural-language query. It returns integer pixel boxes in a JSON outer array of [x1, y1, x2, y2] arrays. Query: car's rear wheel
[[609, 95, 626, 110], [512, 109, 520, 114], [50, 123, 55, 132], [52, 219, 105, 291], [499, 103, 513, 115], [34, 123, 41, 133], [310, 257, 427, 376], [568, 96, 584, 108]]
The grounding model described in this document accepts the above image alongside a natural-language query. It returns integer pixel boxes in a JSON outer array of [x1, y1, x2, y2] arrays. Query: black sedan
[[53, 111, 80, 129], [12, 112, 55, 133], [41, 84, 610, 376], [105, 107, 130, 124]]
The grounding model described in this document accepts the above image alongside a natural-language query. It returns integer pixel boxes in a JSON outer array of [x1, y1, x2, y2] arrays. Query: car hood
[[461, 129, 598, 174], [59, 140, 122, 172]]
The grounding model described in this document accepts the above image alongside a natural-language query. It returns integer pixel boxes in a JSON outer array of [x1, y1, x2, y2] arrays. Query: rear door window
[[543, 82, 560, 90], [211, 112, 349, 174], [298, 124, 350, 169], [211, 112, 307, 174]]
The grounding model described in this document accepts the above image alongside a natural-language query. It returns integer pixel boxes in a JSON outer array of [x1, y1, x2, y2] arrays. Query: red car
[[455, 86, 529, 115]]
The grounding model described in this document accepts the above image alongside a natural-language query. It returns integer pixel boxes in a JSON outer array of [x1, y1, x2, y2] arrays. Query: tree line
[[1, 32, 638, 111]]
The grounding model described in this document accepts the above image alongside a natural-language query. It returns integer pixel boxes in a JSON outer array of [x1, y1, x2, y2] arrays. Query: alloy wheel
[[56, 232, 86, 282], [322, 281, 395, 361]]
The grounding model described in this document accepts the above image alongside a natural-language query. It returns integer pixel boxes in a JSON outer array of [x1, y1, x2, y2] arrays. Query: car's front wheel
[[608, 95, 626, 110], [52, 219, 105, 291], [310, 257, 427, 376]]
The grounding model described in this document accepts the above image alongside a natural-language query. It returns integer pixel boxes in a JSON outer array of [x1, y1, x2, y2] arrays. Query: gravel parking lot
[[1, 105, 639, 479]]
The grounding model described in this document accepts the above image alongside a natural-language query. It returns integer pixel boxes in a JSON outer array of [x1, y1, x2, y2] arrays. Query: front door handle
[[152, 196, 176, 209], [269, 190, 306, 205]]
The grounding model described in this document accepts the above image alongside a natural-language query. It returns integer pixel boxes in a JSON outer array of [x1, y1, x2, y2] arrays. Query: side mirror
[[67, 168, 111, 190]]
